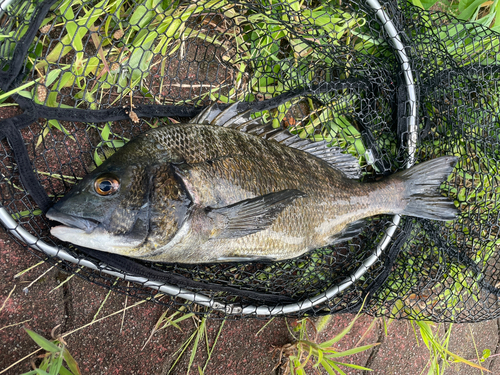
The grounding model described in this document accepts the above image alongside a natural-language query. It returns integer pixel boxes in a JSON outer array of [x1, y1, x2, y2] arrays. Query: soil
[[2, 228, 500, 375]]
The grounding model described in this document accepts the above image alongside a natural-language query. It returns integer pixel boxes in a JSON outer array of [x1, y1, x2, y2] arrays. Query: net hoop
[[0, 0, 418, 316]]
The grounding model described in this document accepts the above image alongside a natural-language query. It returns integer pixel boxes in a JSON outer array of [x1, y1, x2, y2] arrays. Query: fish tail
[[395, 156, 459, 221]]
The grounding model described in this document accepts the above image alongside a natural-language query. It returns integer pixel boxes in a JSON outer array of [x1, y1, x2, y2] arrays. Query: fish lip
[[46, 208, 99, 234]]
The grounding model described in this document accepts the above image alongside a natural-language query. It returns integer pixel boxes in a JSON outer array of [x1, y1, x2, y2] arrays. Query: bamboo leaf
[[63, 348, 82, 375], [331, 361, 374, 371], [25, 329, 61, 352], [325, 343, 379, 358], [48, 349, 64, 375], [442, 347, 490, 371], [58, 365, 74, 375]]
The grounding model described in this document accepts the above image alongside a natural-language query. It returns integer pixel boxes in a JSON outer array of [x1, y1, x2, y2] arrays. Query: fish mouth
[[46, 208, 99, 234]]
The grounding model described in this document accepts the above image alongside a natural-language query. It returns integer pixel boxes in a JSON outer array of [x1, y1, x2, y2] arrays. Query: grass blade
[[25, 329, 60, 353], [325, 343, 380, 358], [62, 348, 81, 375], [187, 318, 206, 374]]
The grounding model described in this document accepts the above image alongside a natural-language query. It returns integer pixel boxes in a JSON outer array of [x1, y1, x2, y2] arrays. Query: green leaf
[[457, 0, 486, 20], [100, 123, 112, 141], [57, 71, 75, 89], [482, 348, 491, 360], [410, 0, 425, 9], [495, 0, 500, 27], [49, 350, 64, 375], [459, 0, 475, 13], [418, 0, 441, 9], [11, 209, 43, 220], [328, 360, 347, 375], [45, 69, 62, 87], [48, 120, 75, 140], [168, 312, 196, 328], [62, 348, 81, 375], [129, 3, 156, 29], [476, 11, 496, 26], [319, 315, 360, 348], [0, 80, 37, 101], [318, 359, 336, 375], [93, 149, 103, 167], [187, 318, 206, 375], [58, 366, 74, 375], [314, 346, 324, 368], [109, 140, 125, 148], [330, 361, 374, 371], [25, 329, 61, 352], [325, 343, 379, 358], [442, 347, 489, 371]]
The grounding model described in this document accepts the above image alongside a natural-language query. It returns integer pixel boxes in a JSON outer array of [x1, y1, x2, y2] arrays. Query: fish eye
[[94, 176, 120, 196]]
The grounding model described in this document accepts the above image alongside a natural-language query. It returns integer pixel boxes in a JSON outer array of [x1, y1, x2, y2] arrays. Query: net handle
[[0, 0, 418, 316]]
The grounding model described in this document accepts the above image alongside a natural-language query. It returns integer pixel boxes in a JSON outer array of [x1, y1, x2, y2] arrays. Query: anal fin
[[330, 219, 366, 245]]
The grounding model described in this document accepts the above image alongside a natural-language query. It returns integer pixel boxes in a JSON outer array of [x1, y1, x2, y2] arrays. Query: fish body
[[47, 104, 458, 263]]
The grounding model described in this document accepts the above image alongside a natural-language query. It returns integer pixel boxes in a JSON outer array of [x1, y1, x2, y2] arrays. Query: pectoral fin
[[207, 189, 306, 239]]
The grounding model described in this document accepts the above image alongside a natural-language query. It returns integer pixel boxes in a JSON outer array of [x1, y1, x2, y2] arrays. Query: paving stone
[[0, 238, 66, 374], [444, 320, 499, 375], [3, 228, 500, 375], [365, 319, 431, 375]]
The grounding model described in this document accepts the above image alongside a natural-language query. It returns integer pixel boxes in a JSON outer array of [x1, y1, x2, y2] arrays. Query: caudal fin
[[395, 156, 459, 221]]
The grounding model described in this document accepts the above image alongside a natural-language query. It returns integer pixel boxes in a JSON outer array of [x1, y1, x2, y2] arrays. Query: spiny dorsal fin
[[190, 102, 252, 127], [192, 102, 361, 179], [282, 135, 361, 179]]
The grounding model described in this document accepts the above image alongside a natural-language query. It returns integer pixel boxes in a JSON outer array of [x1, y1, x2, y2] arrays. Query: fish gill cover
[[0, 0, 499, 321]]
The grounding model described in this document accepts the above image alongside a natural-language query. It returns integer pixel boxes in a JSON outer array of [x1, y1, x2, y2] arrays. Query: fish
[[46, 103, 459, 264]]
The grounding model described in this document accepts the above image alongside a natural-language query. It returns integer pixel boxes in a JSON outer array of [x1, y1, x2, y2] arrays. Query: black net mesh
[[0, 0, 499, 321]]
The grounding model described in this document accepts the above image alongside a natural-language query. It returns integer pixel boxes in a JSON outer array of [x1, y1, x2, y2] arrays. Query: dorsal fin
[[278, 134, 361, 179], [191, 102, 361, 179], [190, 102, 252, 127]]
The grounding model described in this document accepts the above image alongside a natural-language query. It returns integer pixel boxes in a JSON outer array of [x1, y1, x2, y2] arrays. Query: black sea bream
[[46, 103, 458, 263]]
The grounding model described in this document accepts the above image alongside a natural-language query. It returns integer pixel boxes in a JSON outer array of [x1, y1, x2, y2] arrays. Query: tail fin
[[395, 156, 459, 221]]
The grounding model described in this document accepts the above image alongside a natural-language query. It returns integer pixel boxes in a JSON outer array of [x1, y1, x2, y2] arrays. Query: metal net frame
[[0, 0, 499, 321]]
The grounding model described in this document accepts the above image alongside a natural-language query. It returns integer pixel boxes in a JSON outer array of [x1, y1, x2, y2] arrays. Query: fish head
[[46, 148, 166, 254]]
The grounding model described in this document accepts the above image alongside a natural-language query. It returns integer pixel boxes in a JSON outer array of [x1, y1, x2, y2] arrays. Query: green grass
[[5, 0, 499, 321], [368, 0, 500, 320], [20, 329, 81, 375], [2, 0, 500, 324], [6, 0, 374, 166], [279, 313, 379, 375], [1, 1, 499, 374]]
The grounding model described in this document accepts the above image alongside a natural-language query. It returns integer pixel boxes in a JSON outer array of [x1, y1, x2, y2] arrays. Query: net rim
[[0, 0, 418, 316]]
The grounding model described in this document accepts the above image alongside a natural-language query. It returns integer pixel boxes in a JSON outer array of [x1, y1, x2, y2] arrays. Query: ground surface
[[2, 231, 500, 375]]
